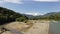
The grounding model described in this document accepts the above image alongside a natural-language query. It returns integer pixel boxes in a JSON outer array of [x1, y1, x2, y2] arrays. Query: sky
[[0, 0, 60, 16]]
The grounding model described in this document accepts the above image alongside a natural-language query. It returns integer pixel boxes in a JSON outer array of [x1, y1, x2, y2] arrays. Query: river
[[49, 21, 60, 34]]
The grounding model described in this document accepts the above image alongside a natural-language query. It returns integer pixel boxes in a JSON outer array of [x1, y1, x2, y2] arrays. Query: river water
[[49, 21, 60, 34]]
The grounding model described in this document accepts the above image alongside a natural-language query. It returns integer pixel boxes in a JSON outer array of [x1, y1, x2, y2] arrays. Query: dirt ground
[[2, 20, 50, 34], [24, 20, 50, 34]]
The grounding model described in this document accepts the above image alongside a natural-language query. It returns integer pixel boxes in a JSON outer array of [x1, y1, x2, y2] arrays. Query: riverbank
[[0, 20, 60, 34], [24, 21, 50, 34]]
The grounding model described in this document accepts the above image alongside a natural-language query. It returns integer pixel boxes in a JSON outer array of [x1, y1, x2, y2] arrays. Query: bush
[[16, 17, 28, 23]]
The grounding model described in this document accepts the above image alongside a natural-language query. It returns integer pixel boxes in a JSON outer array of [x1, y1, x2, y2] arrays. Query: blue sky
[[0, 0, 60, 16]]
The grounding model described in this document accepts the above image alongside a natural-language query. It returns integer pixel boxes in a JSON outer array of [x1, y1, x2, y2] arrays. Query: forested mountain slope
[[0, 7, 28, 25]]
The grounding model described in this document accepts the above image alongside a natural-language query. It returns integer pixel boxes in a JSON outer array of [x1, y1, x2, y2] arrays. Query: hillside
[[0, 7, 28, 25], [27, 12, 60, 20]]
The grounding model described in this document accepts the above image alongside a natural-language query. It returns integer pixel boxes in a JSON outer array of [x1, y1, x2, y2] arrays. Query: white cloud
[[22, 12, 43, 16], [0, 1, 4, 4], [4, 0, 22, 4], [0, 0, 23, 4], [34, 0, 60, 2]]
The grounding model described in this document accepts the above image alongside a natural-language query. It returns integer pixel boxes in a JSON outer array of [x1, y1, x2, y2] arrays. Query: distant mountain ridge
[[43, 12, 60, 17], [22, 12, 60, 20], [22, 12, 60, 16], [21, 14, 34, 18]]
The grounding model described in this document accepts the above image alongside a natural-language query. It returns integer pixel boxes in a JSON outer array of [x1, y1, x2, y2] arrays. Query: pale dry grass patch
[[3, 22, 33, 32]]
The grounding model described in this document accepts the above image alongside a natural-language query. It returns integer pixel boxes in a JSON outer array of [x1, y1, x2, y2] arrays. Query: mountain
[[22, 14, 34, 17], [0, 7, 28, 25], [43, 12, 60, 17], [25, 12, 60, 20], [36, 12, 60, 20]]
